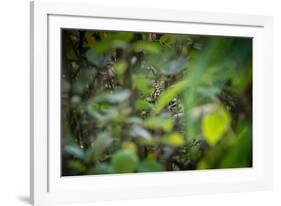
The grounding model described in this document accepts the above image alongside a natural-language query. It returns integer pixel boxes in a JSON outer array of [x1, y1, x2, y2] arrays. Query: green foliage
[[92, 132, 112, 161], [132, 75, 151, 95], [137, 159, 164, 172], [64, 144, 84, 159], [86, 49, 112, 67], [92, 90, 131, 104], [161, 57, 187, 75], [61, 29, 252, 176], [133, 41, 161, 54], [144, 116, 174, 132], [155, 80, 188, 113], [162, 133, 185, 147], [160, 35, 176, 47], [111, 149, 139, 173], [202, 107, 231, 146]]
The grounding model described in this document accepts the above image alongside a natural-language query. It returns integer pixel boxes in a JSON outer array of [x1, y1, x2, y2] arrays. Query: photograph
[[61, 29, 253, 176]]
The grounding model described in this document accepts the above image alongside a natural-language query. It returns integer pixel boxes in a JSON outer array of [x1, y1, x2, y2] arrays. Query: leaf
[[92, 133, 112, 161], [122, 141, 138, 153], [64, 144, 84, 159], [144, 117, 174, 132], [114, 61, 128, 76], [135, 99, 151, 110], [197, 159, 208, 170], [155, 80, 188, 113], [111, 149, 139, 173], [160, 35, 176, 47], [161, 57, 187, 75], [125, 117, 144, 125], [113, 32, 134, 42], [93, 90, 131, 104], [132, 75, 151, 95], [73, 68, 96, 94], [130, 125, 151, 138], [92, 40, 112, 53], [90, 163, 113, 175], [67, 160, 86, 172], [130, 125, 153, 145], [202, 107, 231, 146], [219, 122, 252, 168], [85, 49, 112, 67], [162, 132, 185, 147], [137, 160, 164, 172], [133, 41, 161, 54], [92, 32, 133, 53]]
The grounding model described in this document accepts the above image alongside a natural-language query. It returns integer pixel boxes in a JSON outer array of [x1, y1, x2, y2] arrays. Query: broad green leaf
[[92, 133, 112, 160], [114, 61, 128, 84], [93, 90, 131, 104], [135, 99, 151, 110], [132, 75, 151, 95], [64, 144, 84, 159], [133, 41, 161, 54], [111, 149, 139, 173], [162, 132, 185, 147], [114, 61, 128, 76], [155, 80, 188, 113], [137, 160, 164, 172], [144, 117, 174, 132], [202, 107, 231, 146], [161, 57, 187, 75]]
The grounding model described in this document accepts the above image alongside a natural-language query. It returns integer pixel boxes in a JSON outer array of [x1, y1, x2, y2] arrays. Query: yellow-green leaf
[[155, 80, 188, 113], [162, 132, 185, 147], [202, 107, 231, 146], [144, 117, 174, 132], [114, 61, 128, 76], [135, 99, 151, 110]]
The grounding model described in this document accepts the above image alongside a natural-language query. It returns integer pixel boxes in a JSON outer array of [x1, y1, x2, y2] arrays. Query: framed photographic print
[[30, 0, 273, 205]]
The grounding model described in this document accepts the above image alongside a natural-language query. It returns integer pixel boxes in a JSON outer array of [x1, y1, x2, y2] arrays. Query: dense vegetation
[[61, 29, 252, 176]]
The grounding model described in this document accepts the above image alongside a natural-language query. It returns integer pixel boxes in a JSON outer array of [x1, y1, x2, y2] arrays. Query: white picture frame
[[30, 0, 273, 205]]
